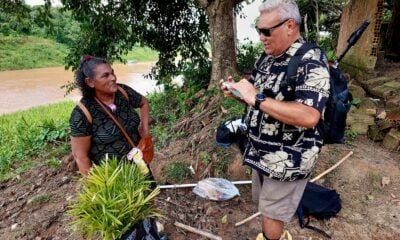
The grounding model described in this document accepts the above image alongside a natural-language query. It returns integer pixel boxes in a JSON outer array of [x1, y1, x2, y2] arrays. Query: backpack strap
[[281, 42, 319, 89], [77, 101, 93, 124], [76, 86, 130, 125], [296, 206, 332, 239]]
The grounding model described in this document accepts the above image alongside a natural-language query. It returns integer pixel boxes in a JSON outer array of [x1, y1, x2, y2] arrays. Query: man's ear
[[286, 19, 297, 36], [85, 78, 95, 88]]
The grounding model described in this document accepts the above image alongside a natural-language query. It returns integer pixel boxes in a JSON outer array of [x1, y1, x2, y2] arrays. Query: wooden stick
[[234, 212, 262, 227], [234, 151, 353, 227], [310, 151, 353, 182], [159, 180, 252, 189], [174, 221, 222, 240]]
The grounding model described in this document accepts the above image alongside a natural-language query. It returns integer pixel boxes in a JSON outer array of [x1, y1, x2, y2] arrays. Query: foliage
[[0, 35, 69, 70], [345, 127, 358, 139], [297, 0, 345, 52], [236, 40, 263, 74], [0, 5, 80, 47], [181, 58, 212, 91], [0, 101, 74, 180], [165, 161, 190, 183], [60, 0, 209, 84], [68, 157, 160, 240]]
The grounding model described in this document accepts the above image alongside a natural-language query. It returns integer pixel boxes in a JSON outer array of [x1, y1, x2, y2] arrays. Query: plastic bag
[[193, 178, 240, 201]]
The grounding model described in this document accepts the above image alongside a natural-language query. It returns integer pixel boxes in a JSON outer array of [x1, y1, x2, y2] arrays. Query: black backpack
[[296, 182, 342, 239], [285, 43, 352, 144]]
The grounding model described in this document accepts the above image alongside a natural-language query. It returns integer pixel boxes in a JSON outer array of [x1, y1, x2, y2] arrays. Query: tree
[[60, 0, 250, 88]]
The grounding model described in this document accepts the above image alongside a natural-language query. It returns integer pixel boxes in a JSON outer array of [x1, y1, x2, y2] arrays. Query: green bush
[[236, 40, 263, 74]]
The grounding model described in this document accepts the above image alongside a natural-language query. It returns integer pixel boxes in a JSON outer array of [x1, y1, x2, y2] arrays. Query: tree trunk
[[198, 0, 239, 89]]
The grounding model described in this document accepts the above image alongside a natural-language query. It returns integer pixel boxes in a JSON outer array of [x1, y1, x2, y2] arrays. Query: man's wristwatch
[[254, 93, 266, 110]]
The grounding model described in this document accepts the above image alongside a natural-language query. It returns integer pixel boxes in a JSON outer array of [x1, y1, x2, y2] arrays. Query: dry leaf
[[390, 193, 396, 199], [381, 176, 390, 188], [220, 106, 228, 114], [377, 111, 387, 119], [221, 214, 228, 224]]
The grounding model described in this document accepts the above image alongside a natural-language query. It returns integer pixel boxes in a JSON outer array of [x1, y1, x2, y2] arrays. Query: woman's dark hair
[[75, 56, 109, 99]]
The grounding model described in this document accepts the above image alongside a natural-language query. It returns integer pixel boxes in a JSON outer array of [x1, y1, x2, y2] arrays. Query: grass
[[0, 35, 158, 71], [165, 161, 190, 183], [121, 45, 158, 62], [0, 101, 74, 180], [0, 35, 69, 71]]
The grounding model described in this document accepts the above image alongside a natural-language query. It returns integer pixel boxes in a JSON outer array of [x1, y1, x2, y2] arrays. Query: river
[[0, 62, 160, 115]]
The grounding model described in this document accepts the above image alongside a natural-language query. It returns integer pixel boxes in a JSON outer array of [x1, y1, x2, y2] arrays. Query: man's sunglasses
[[256, 19, 290, 37]]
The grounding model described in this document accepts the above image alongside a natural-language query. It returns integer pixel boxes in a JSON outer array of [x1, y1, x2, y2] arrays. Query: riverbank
[[0, 35, 69, 71], [0, 35, 158, 71]]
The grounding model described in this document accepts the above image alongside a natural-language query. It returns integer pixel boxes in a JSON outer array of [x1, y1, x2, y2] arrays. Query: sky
[[25, 0, 262, 42]]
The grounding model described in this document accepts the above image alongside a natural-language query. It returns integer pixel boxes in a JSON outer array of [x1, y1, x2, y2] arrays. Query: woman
[[69, 56, 150, 175]]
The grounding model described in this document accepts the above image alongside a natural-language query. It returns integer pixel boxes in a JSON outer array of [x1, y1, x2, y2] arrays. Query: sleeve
[[120, 84, 143, 108], [69, 105, 93, 137], [294, 48, 330, 113]]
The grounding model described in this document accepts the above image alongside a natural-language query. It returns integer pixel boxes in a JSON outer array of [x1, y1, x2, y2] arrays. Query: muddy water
[[0, 62, 160, 115]]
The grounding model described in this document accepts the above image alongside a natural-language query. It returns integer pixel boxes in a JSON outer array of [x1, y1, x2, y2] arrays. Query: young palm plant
[[68, 157, 160, 240]]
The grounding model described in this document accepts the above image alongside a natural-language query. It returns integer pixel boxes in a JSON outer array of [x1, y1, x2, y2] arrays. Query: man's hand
[[229, 79, 258, 106], [219, 76, 234, 96]]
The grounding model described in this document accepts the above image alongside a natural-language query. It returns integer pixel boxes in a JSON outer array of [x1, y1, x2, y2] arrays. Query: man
[[220, 0, 330, 239]]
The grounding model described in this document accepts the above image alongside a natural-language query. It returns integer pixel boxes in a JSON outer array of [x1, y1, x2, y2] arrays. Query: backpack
[[215, 117, 248, 153], [296, 182, 342, 239], [285, 43, 352, 144]]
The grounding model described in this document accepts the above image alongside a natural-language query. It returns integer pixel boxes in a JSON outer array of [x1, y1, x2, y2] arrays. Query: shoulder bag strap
[[117, 86, 129, 101], [77, 101, 93, 124], [94, 96, 136, 148]]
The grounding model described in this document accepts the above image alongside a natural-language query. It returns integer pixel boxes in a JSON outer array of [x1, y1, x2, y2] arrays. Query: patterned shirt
[[243, 39, 330, 181], [69, 84, 142, 165]]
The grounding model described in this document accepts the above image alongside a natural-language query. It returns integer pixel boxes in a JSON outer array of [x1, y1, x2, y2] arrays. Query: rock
[[367, 125, 385, 141], [347, 109, 375, 134], [381, 176, 390, 188], [362, 76, 392, 89], [382, 128, 400, 151], [349, 84, 366, 98], [11, 223, 18, 230]]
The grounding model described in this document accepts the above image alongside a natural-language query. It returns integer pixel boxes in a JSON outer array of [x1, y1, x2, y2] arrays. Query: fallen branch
[[174, 221, 222, 240], [234, 151, 354, 227]]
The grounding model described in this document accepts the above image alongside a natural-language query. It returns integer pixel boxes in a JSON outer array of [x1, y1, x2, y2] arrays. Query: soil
[[1, 134, 399, 240]]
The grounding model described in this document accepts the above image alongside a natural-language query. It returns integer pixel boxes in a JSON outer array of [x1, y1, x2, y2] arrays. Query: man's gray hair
[[259, 0, 301, 25]]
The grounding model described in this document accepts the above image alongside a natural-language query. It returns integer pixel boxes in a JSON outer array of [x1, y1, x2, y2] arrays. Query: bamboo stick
[[234, 151, 354, 227], [174, 221, 222, 240]]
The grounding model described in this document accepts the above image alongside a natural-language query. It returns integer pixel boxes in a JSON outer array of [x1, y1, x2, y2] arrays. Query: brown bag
[[137, 135, 154, 164]]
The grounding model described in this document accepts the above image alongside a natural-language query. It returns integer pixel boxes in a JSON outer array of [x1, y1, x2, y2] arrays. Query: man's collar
[[270, 37, 305, 60], [286, 37, 306, 57]]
